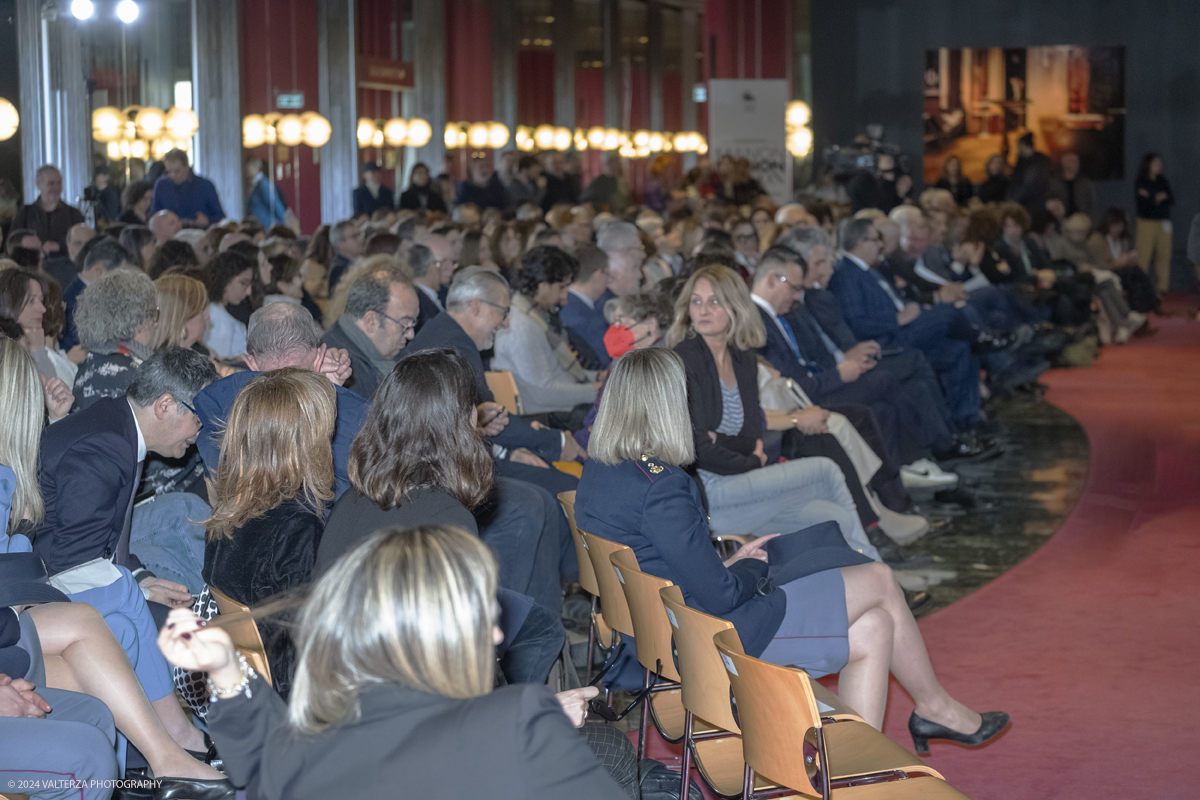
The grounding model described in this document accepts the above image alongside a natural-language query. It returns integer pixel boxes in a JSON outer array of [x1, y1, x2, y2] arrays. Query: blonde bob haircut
[[206, 367, 336, 539], [152, 274, 208, 350], [590, 347, 695, 467], [0, 338, 44, 529], [288, 525, 498, 733], [666, 264, 766, 351]]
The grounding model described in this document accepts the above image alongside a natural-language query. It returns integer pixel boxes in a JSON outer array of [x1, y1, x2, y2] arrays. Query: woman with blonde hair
[[152, 273, 211, 351], [665, 264, 879, 557], [202, 368, 335, 698], [574, 347, 1008, 747], [160, 525, 627, 800], [0, 336, 45, 545]]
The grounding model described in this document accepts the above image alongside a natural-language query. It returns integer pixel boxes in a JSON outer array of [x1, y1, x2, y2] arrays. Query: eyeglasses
[[479, 299, 510, 320], [380, 313, 417, 334], [175, 397, 200, 425], [734, 233, 759, 243]]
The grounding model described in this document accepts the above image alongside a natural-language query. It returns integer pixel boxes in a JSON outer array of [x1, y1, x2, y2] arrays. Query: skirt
[[756, 568, 849, 679]]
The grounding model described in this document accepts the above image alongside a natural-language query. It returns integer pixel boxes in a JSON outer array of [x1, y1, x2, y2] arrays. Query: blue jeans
[[130, 493, 209, 594], [701, 457, 880, 561]]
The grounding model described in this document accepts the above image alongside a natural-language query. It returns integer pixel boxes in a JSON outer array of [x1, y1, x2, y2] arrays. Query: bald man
[[775, 204, 817, 231], [45, 223, 95, 289], [148, 210, 182, 245]]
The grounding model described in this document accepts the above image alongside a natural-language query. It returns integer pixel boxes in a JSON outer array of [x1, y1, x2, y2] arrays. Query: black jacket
[[398, 184, 447, 213], [672, 334, 763, 476], [321, 319, 384, 402], [352, 183, 394, 218], [202, 499, 323, 698], [35, 397, 145, 575], [207, 674, 625, 800]]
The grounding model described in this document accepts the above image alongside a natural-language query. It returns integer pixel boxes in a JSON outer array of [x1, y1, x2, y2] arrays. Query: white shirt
[[127, 398, 147, 462], [416, 282, 444, 311], [751, 292, 793, 344], [204, 301, 247, 358]]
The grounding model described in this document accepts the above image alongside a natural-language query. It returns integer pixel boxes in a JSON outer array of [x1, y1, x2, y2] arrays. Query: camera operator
[[850, 153, 912, 214]]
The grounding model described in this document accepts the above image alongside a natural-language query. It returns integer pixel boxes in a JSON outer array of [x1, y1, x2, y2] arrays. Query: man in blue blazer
[[827, 218, 982, 426], [559, 244, 612, 368]]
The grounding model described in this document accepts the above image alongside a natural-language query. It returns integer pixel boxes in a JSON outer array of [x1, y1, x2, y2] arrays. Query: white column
[[553, 0, 576, 130], [191, 0, 243, 221], [412, 0, 445, 176], [492, 0, 517, 135], [317, 0, 358, 224]]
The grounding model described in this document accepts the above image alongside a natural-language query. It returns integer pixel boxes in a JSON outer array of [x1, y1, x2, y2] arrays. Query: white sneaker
[[901, 459, 959, 489], [875, 505, 930, 545]]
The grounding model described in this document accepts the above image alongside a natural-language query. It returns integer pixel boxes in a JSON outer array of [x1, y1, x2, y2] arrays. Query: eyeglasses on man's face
[[479, 299, 510, 320], [380, 312, 417, 334]]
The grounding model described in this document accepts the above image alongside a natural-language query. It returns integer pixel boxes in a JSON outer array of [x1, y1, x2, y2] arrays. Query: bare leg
[[837, 607, 893, 729], [839, 563, 982, 734], [29, 602, 225, 781]]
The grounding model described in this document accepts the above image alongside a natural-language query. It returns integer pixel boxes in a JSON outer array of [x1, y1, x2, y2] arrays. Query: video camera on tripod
[[821, 125, 910, 177]]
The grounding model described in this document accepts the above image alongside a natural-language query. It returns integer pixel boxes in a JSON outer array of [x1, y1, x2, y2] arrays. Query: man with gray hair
[[596, 220, 645, 298], [194, 302, 361, 498], [326, 218, 365, 291], [12, 164, 85, 255], [321, 268, 419, 400]]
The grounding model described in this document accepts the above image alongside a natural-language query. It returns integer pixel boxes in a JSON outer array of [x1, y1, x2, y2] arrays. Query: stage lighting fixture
[[116, 0, 139, 24], [70, 0, 94, 20]]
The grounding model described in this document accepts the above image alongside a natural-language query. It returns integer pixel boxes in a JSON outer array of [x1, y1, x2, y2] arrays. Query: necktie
[[776, 315, 805, 364], [114, 460, 144, 568]]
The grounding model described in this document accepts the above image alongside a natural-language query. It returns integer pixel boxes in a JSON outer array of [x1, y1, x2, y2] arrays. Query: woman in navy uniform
[[575, 348, 1008, 750]]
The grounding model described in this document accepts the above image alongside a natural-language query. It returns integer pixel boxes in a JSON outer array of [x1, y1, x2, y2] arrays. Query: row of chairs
[[559, 490, 971, 800]]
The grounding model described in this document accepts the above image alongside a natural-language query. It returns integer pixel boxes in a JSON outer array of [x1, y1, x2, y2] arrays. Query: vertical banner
[[707, 79, 790, 205]]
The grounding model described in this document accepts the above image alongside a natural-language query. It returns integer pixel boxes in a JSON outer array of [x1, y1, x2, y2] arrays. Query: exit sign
[[276, 92, 305, 109]]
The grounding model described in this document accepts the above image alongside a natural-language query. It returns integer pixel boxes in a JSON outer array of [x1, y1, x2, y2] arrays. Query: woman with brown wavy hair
[[317, 347, 493, 574], [202, 367, 336, 698]]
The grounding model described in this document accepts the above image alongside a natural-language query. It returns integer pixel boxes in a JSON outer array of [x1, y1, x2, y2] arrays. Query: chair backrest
[[208, 584, 274, 686], [659, 585, 741, 732], [558, 490, 600, 597], [484, 370, 523, 415], [580, 531, 635, 638], [610, 549, 680, 682], [713, 628, 823, 796]]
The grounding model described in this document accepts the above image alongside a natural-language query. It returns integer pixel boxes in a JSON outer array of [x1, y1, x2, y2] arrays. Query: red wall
[[355, 0, 407, 187], [240, 0, 322, 234], [517, 50, 556, 127]]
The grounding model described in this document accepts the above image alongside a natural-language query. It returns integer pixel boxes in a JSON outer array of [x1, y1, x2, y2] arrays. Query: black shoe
[[934, 435, 999, 463], [908, 710, 1011, 755], [903, 588, 932, 614], [865, 527, 935, 570], [152, 777, 236, 800], [973, 331, 1016, 352]]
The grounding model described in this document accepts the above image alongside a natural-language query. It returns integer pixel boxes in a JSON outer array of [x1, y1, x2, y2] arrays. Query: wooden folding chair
[[579, 531, 635, 702], [607, 549, 691, 761], [208, 585, 274, 687], [661, 586, 864, 800], [484, 370, 523, 415], [558, 490, 613, 682], [713, 629, 965, 800]]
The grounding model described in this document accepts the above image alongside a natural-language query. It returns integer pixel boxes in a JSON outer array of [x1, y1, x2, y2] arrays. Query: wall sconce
[[358, 116, 431, 149], [0, 98, 20, 142], [786, 100, 813, 157]]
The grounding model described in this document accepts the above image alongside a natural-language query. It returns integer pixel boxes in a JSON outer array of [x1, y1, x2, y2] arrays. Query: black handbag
[[765, 520, 875, 588]]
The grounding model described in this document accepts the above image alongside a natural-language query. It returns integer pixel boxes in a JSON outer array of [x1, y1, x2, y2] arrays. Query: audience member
[[581, 154, 631, 214], [13, 165, 84, 255], [1006, 133, 1054, 214], [147, 238, 201, 280], [204, 251, 255, 359], [119, 224, 157, 270], [596, 221, 646, 301], [398, 162, 447, 212], [150, 149, 226, 229], [352, 162, 394, 219], [934, 155, 973, 207], [73, 267, 159, 409], [409, 236, 455, 333], [149, 209, 183, 245], [120, 179, 155, 225], [321, 268, 418, 400], [244, 158, 290, 229], [575, 346, 1008, 739], [43, 222, 92, 289], [59, 236, 132, 352], [204, 368, 335, 698], [559, 244, 612, 368], [326, 219, 365, 292], [1051, 152, 1096, 222]]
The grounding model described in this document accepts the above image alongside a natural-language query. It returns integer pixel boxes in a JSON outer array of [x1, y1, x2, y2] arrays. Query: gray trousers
[[0, 612, 120, 800]]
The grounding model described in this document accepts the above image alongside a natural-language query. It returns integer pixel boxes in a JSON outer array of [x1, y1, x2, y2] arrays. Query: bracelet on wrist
[[207, 652, 257, 703]]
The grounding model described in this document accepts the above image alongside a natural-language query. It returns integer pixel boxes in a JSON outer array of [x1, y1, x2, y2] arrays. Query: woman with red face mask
[[575, 291, 674, 451]]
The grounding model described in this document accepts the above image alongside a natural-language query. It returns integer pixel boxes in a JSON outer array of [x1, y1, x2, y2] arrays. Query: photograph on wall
[[923, 46, 1125, 185]]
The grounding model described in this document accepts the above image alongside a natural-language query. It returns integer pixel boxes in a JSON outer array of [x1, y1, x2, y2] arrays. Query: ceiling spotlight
[[116, 0, 139, 24], [70, 0, 94, 20]]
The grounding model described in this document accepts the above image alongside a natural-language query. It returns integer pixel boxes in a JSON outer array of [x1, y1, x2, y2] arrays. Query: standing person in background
[[90, 165, 122, 225], [581, 155, 630, 214], [976, 154, 1009, 204], [13, 165, 84, 256], [352, 162, 394, 219], [245, 158, 291, 230], [934, 156, 973, 207], [1051, 152, 1096, 222], [1133, 152, 1175, 293], [149, 149, 226, 229], [1006, 133, 1053, 215]]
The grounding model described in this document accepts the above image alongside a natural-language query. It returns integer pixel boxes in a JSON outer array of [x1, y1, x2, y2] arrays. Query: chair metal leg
[[605, 629, 618, 705], [742, 764, 754, 800], [637, 666, 651, 762], [679, 710, 694, 800], [816, 728, 831, 800], [585, 595, 598, 684]]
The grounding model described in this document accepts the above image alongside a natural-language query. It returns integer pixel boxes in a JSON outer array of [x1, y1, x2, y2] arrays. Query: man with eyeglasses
[[409, 235, 457, 334], [321, 268, 419, 401]]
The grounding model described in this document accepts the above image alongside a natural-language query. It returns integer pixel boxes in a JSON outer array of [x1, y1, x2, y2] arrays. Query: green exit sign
[[276, 93, 305, 109]]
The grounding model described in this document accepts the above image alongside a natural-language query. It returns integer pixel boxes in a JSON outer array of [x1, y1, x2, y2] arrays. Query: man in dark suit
[[194, 302, 362, 499], [326, 218, 365, 292], [351, 161, 394, 219], [406, 266, 584, 497], [559, 244, 612, 368], [58, 237, 132, 352], [409, 236, 456, 334], [826, 217, 984, 429], [321, 268, 419, 400]]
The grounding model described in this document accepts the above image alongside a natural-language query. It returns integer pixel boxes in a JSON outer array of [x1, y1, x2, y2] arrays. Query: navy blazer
[[59, 276, 86, 351], [673, 335, 762, 476], [405, 312, 562, 463], [559, 292, 611, 368], [35, 397, 142, 575], [826, 256, 904, 346], [575, 458, 784, 656], [413, 287, 443, 335], [193, 371, 369, 500], [803, 289, 859, 352], [352, 183, 394, 219], [754, 305, 843, 398]]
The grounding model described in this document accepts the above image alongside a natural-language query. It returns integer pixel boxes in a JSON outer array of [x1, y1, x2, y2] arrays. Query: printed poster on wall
[[707, 79, 790, 205]]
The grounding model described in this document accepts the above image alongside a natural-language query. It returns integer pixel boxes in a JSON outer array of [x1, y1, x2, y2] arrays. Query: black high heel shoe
[[908, 710, 1010, 755]]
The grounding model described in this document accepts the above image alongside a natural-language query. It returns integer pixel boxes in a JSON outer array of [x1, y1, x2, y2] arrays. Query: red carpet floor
[[642, 317, 1200, 799]]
